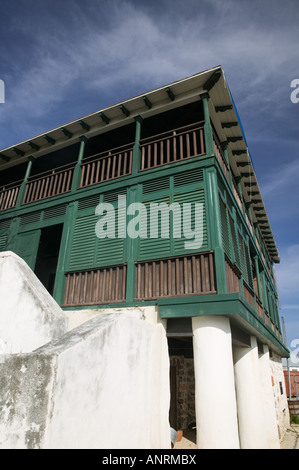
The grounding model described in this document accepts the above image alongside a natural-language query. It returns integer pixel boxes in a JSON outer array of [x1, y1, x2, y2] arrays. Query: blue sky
[[0, 0, 298, 357]]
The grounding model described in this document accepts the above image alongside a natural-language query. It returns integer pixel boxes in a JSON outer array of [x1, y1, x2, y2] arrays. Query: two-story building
[[0, 66, 289, 448]]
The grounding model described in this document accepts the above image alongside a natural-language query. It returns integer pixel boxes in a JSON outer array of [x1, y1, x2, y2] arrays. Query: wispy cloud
[[0, 0, 298, 147]]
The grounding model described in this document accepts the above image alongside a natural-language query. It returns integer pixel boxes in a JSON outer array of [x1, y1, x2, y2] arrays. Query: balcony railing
[[23, 162, 75, 205], [0, 121, 207, 211], [212, 129, 229, 179], [0, 180, 21, 211], [140, 122, 205, 171], [135, 252, 216, 300], [63, 264, 127, 306], [79, 143, 133, 188]]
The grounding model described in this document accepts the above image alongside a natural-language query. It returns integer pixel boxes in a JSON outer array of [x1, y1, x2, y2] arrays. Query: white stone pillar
[[233, 336, 268, 449], [258, 345, 280, 448], [192, 315, 240, 449]]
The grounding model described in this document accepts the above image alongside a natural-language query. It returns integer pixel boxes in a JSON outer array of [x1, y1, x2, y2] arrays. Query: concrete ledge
[[0, 311, 170, 449], [0, 251, 67, 353]]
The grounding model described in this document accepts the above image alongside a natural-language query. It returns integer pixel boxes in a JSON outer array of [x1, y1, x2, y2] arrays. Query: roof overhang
[[0, 65, 279, 263]]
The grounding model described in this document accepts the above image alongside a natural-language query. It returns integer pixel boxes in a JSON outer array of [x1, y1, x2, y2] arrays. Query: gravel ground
[[173, 425, 299, 449], [280, 425, 299, 449]]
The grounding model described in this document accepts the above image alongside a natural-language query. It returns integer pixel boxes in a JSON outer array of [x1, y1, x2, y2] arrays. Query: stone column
[[233, 336, 268, 448], [258, 345, 280, 448], [192, 315, 240, 449]]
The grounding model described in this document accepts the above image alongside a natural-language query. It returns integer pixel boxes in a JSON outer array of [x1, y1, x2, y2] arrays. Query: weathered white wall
[[0, 251, 67, 353], [0, 311, 170, 449], [270, 351, 290, 439]]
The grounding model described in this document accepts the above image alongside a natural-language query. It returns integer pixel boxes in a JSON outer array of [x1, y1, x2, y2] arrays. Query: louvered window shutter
[[69, 215, 97, 270], [138, 196, 171, 260], [173, 189, 207, 253]]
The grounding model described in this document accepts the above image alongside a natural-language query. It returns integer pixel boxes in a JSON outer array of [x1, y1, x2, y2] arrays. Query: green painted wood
[[15, 157, 35, 208], [132, 115, 143, 175], [206, 167, 227, 294], [53, 201, 77, 304], [71, 137, 86, 191], [199, 92, 214, 156], [14, 228, 41, 270]]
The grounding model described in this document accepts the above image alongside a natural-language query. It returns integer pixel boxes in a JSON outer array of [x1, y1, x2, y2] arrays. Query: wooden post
[[199, 92, 213, 156], [16, 156, 36, 208], [206, 167, 227, 294], [132, 115, 143, 175], [71, 136, 87, 191]]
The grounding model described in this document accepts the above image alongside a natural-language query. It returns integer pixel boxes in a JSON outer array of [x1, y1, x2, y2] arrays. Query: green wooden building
[[0, 66, 289, 447]]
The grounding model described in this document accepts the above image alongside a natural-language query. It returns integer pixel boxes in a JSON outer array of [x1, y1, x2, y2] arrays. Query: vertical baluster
[[100, 158, 106, 182], [154, 142, 157, 167], [111, 154, 117, 179], [117, 154, 122, 178], [95, 159, 101, 184], [193, 131, 197, 156], [102, 268, 107, 302], [152, 261, 156, 298], [67, 169, 73, 192], [106, 156, 111, 181], [179, 134, 183, 159], [51, 173, 59, 197], [192, 255, 197, 294], [61, 170, 68, 193], [145, 262, 149, 299], [186, 132, 190, 158], [23, 182, 31, 204], [166, 138, 170, 164], [147, 144, 151, 169], [85, 163, 91, 186], [175, 258, 180, 295], [183, 256, 189, 294], [160, 140, 163, 166], [160, 260, 164, 296], [90, 161, 96, 186], [209, 252, 215, 292], [122, 265, 126, 300], [173, 132, 177, 161], [140, 146, 145, 171], [200, 254, 206, 292], [80, 164, 86, 188], [115, 266, 120, 300], [108, 267, 113, 301], [167, 259, 172, 296], [200, 128, 204, 155]]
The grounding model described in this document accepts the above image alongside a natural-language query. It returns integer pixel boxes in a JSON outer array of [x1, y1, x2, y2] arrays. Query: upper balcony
[[0, 121, 234, 213]]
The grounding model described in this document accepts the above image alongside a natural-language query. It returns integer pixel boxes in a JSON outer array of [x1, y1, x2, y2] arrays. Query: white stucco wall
[[0, 311, 170, 449], [0, 251, 67, 353]]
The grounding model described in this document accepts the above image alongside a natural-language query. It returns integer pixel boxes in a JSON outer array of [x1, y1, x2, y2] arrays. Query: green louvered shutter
[[68, 214, 97, 270], [96, 206, 125, 266], [138, 196, 171, 260], [0, 234, 8, 252], [14, 229, 41, 270], [173, 189, 207, 254], [219, 198, 231, 259]]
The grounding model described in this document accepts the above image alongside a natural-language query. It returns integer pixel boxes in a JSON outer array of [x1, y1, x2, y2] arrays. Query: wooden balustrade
[[23, 163, 74, 205], [140, 122, 205, 171], [212, 129, 229, 179], [0, 181, 21, 211], [135, 252, 216, 300], [80, 144, 133, 188], [232, 178, 243, 212], [225, 257, 241, 293], [63, 264, 127, 306], [243, 282, 255, 309]]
